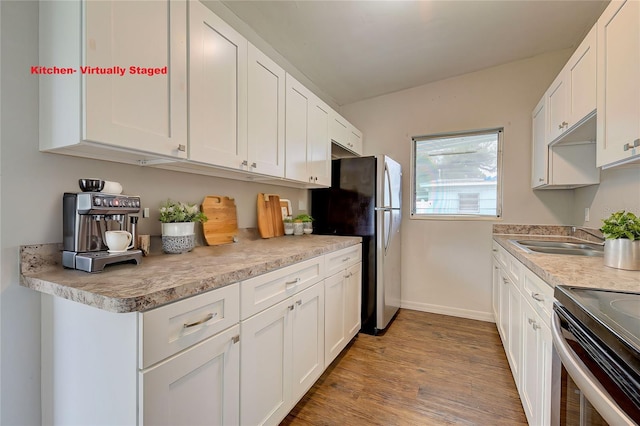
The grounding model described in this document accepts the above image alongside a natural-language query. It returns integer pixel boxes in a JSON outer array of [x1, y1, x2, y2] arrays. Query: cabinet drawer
[[522, 269, 554, 326], [140, 283, 240, 369], [492, 241, 507, 268], [325, 244, 362, 276], [240, 256, 324, 320], [503, 250, 523, 288]]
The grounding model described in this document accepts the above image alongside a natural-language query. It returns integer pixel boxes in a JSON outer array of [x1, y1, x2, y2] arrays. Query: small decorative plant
[[159, 199, 207, 223], [294, 214, 314, 223], [600, 210, 640, 241], [283, 216, 294, 223]]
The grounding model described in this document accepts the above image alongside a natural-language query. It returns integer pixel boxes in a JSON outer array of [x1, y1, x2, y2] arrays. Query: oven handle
[[551, 310, 635, 426]]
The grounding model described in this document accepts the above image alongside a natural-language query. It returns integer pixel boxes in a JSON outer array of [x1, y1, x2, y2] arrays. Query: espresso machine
[[63, 192, 143, 272]]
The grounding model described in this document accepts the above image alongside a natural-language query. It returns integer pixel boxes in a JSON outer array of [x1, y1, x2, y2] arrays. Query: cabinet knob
[[251, 162, 257, 168], [288, 304, 295, 311], [296, 299, 302, 306], [538, 178, 545, 182], [241, 160, 248, 166], [232, 335, 240, 344], [177, 144, 186, 152]]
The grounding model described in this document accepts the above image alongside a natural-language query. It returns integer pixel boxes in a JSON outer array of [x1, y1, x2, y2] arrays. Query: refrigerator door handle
[[384, 161, 393, 209]]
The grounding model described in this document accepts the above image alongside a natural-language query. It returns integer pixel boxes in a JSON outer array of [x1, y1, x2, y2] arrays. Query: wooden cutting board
[[202, 196, 238, 245], [257, 193, 284, 238]]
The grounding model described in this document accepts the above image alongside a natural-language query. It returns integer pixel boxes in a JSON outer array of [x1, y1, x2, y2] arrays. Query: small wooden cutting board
[[202, 196, 238, 245], [257, 193, 284, 238]]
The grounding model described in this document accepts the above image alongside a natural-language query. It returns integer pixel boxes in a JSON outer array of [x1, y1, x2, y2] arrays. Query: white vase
[[161, 222, 196, 254]]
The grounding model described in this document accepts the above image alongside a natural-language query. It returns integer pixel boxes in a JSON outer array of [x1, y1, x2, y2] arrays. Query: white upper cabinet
[[285, 74, 331, 187], [39, 0, 188, 162], [546, 25, 596, 145], [531, 97, 548, 187], [596, 0, 640, 168], [189, 0, 248, 170], [247, 43, 286, 177], [330, 110, 363, 156], [347, 126, 363, 155]]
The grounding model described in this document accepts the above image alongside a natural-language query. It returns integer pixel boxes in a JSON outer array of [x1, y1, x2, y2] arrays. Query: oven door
[[551, 306, 639, 425]]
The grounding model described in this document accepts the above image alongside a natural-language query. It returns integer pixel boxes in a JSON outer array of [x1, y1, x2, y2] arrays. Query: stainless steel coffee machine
[[63, 192, 143, 272]]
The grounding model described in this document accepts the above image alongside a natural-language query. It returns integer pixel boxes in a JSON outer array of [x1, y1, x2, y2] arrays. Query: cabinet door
[[497, 269, 509, 343], [344, 263, 362, 339], [507, 280, 521, 385], [348, 126, 363, 155], [84, 0, 187, 158], [531, 96, 548, 187], [566, 26, 596, 126], [308, 98, 331, 186], [520, 301, 552, 426], [330, 112, 349, 148], [285, 75, 311, 182], [190, 1, 248, 169], [291, 283, 325, 402], [491, 259, 501, 321], [324, 271, 346, 367], [141, 325, 240, 426], [248, 43, 285, 177], [596, 0, 640, 167], [240, 298, 292, 426], [546, 74, 567, 143]]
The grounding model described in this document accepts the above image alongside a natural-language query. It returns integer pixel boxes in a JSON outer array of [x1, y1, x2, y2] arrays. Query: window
[[411, 128, 503, 219]]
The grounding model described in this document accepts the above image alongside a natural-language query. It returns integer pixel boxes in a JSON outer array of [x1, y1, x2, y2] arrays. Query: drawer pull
[[296, 299, 302, 306], [502, 277, 509, 284], [342, 257, 351, 262], [288, 304, 295, 311], [286, 277, 301, 287], [183, 312, 216, 328], [344, 272, 353, 278], [531, 292, 544, 302], [232, 335, 240, 344]]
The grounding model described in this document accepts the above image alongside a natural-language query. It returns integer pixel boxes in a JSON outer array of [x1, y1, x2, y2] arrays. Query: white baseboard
[[400, 300, 496, 323]]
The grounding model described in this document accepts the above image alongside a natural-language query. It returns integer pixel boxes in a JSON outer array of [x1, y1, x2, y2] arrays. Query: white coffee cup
[[105, 230, 133, 252], [103, 181, 123, 195]]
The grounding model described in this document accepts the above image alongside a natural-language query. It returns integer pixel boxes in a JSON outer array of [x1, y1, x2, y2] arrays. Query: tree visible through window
[[411, 128, 503, 218]]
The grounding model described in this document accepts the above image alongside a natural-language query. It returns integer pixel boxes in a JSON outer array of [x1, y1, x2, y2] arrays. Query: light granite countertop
[[493, 225, 639, 294], [20, 233, 361, 313]]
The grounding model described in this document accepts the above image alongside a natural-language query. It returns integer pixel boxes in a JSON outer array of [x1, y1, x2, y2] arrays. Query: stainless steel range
[[63, 192, 142, 272], [552, 285, 640, 425]]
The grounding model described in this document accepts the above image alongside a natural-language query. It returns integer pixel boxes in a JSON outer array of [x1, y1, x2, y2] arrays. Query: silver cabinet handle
[[296, 299, 302, 306], [183, 312, 215, 328], [342, 257, 351, 262], [532, 323, 541, 331], [288, 304, 294, 311], [502, 277, 509, 284], [232, 335, 240, 344], [623, 138, 640, 151], [538, 178, 545, 182], [241, 160, 248, 166], [251, 162, 257, 168], [531, 292, 544, 302], [177, 144, 186, 152], [286, 277, 301, 285]]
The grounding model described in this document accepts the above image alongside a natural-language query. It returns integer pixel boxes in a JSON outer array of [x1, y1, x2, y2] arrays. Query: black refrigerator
[[311, 155, 402, 335]]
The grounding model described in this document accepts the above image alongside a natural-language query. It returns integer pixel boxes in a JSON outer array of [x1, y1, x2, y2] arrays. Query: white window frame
[[410, 128, 504, 221]]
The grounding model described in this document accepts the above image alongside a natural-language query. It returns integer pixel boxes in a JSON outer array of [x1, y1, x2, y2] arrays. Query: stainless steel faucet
[[572, 226, 605, 244]]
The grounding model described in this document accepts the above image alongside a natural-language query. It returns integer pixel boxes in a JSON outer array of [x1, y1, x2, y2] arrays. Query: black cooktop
[[555, 286, 640, 377]]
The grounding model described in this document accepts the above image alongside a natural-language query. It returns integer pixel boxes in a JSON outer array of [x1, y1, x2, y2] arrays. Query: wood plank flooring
[[281, 309, 527, 425]]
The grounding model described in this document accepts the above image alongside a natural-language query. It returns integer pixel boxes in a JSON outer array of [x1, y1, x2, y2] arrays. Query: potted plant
[[283, 216, 294, 235], [159, 199, 207, 253], [294, 214, 314, 234], [600, 210, 640, 270]]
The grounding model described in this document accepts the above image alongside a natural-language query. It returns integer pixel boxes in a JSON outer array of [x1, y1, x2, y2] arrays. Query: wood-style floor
[[281, 309, 527, 425]]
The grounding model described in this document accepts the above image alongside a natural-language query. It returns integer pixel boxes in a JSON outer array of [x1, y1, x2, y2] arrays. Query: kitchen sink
[[510, 239, 604, 257]]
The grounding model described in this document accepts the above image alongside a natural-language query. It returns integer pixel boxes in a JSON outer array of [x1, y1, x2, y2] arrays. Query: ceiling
[[221, 0, 609, 106]]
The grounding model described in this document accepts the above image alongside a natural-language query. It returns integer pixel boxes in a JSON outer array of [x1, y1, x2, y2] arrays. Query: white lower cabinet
[[42, 244, 361, 426], [140, 325, 240, 426], [520, 297, 552, 426], [492, 241, 554, 426], [240, 281, 325, 426]]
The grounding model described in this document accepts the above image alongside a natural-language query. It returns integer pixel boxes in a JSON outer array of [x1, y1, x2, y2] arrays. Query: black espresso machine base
[[63, 250, 142, 273]]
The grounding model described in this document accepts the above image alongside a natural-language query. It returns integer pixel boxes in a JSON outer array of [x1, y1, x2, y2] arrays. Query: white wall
[[573, 165, 640, 227], [340, 51, 576, 321], [0, 2, 308, 423]]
